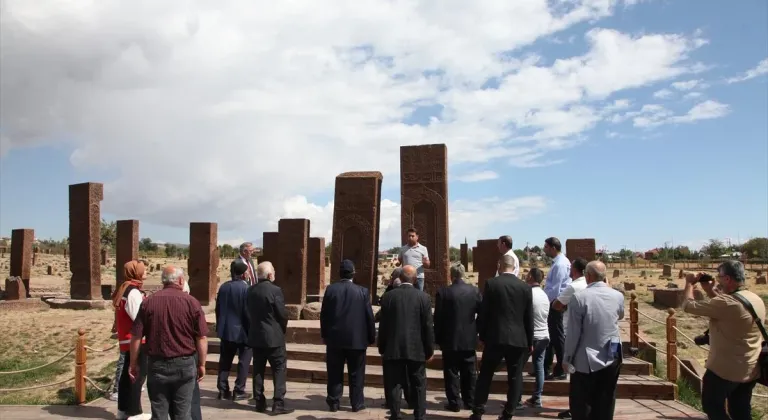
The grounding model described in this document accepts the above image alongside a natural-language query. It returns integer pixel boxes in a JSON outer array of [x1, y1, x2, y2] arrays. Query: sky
[[0, 0, 767, 254]]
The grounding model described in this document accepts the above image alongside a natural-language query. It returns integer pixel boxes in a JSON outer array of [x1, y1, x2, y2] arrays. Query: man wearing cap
[[320, 260, 376, 412], [214, 260, 253, 401]]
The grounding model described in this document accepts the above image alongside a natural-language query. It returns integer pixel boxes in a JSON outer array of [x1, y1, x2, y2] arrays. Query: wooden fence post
[[74, 328, 86, 405], [666, 309, 677, 383], [629, 293, 639, 348]]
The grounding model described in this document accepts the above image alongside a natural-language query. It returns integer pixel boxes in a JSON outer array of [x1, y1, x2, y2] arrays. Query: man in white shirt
[[542, 237, 571, 380], [522, 267, 550, 408], [496, 235, 520, 277], [554, 258, 589, 336]]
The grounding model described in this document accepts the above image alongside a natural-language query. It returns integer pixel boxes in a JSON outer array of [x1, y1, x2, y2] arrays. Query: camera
[[694, 329, 710, 346], [698, 273, 714, 284]]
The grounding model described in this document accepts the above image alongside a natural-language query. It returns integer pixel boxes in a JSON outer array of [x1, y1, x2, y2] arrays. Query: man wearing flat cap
[[214, 260, 253, 401], [320, 260, 376, 412]]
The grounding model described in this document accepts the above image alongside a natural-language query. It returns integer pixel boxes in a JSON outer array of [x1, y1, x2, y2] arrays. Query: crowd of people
[[106, 229, 766, 420]]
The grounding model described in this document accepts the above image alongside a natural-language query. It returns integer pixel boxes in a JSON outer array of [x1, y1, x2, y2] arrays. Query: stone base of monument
[[653, 288, 705, 308], [305, 294, 322, 304], [42, 298, 112, 310], [285, 304, 303, 320], [0, 298, 49, 311], [301, 302, 322, 320]]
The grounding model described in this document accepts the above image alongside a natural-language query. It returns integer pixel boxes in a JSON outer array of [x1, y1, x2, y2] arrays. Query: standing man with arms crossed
[[378, 265, 435, 420], [434, 262, 482, 413], [395, 228, 430, 291], [563, 261, 624, 420], [471, 255, 533, 420], [320, 259, 376, 412], [215, 260, 253, 401], [542, 237, 571, 380], [129, 266, 208, 420]]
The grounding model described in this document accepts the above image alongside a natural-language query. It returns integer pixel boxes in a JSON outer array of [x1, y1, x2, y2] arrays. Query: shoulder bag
[[731, 291, 768, 386]]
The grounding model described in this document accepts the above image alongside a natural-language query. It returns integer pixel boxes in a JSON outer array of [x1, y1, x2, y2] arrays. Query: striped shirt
[[131, 285, 209, 358]]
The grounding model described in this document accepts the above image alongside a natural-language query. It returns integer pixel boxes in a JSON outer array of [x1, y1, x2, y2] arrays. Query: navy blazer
[[320, 279, 376, 350], [215, 279, 250, 344]]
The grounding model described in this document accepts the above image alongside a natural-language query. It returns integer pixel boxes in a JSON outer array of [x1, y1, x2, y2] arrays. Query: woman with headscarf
[[114, 260, 150, 420]]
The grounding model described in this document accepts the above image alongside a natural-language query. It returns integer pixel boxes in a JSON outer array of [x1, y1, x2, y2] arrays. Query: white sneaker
[[127, 414, 151, 420], [108, 392, 118, 401]]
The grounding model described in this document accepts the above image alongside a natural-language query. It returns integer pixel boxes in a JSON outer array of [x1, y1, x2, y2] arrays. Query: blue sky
[[0, 0, 766, 253]]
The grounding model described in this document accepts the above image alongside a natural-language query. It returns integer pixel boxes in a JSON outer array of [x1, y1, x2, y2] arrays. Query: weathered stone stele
[[331, 171, 382, 300], [475, 239, 499, 291], [10, 228, 34, 298], [565, 238, 596, 262], [472, 247, 478, 272], [69, 182, 104, 300], [188, 222, 219, 305], [400, 144, 449, 298], [460, 243, 469, 272], [278, 218, 309, 305], [261, 232, 279, 270], [307, 237, 326, 297], [116, 220, 140, 287]]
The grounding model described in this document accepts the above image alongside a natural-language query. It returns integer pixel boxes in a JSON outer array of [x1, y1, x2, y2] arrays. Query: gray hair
[[585, 260, 606, 283], [450, 263, 465, 280], [719, 260, 745, 283], [498, 255, 517, 271], [161, 267, 185, 284], [239, 242, 253, 253], [257, 261, 275, 281]]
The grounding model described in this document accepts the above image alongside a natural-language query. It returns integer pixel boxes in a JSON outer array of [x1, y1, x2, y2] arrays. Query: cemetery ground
[[1, 254, 767, 418]]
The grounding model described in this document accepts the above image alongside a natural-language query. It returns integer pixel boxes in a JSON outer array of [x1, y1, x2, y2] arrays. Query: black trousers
[[383, 360, 426, 420], [473, 344, 526, 418], [569, 360, 622, 420], [442, 349, 477, 408], [545, 305, 565, 375], [146, 355, 197, 420], [326, 347, 367, 409], [118, 346, 147, 416], [701, 369, 758, 420], [252, 345, 287, 405], [217, 340, 253, 394]]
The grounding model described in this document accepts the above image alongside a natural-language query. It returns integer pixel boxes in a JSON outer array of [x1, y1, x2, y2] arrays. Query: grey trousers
[[147, 355, 196, 420]]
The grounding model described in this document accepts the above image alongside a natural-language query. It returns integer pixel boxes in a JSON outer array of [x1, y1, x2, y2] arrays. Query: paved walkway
[[0, 377, 705, 419]]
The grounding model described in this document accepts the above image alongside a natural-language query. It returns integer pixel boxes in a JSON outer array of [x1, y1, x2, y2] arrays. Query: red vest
[[116, 284, 146, 352]]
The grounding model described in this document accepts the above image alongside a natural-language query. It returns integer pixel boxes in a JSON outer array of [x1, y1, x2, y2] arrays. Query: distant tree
[[531, 245, 542, 254], [449, 246, 460, 262], [139, 237, 158, 253], [100, 219, 116, 249], [165, 243, 178, 257], [701, 239, 726, 259], [220, 244, 234, 258], [387, 246, 401, 254], [325, 242, 332, 257], [742, 237, 768, 260], [617, 248, 633, 260], [514, 249, 526, 262]]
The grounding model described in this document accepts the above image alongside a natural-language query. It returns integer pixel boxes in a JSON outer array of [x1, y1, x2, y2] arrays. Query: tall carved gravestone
[[565, 238, 596, 262], [475, 239, 499, 291], [307, 237, 326, 297], [331, 172, 383, 300], [472, 246, 478, 272], [10, 228, 34, 298], [69, 182, 103, 300], [261, 232, 279, 268], [460, 243, 469, 272], [188, 223, 219, 305], [278, 219, 309, 306], [116, 220, 139, 288], [400, 144, 449, 298]]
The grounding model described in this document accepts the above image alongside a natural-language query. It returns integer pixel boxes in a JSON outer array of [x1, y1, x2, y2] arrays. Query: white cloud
[[726, 58, 768, 84], [456, 170, 499, 183], [653, 89, 674, 99], [683, 91, 703, 100], [628, 100, 730, 128], [671, 79, 707, 91], [0, 1, 717, 246]]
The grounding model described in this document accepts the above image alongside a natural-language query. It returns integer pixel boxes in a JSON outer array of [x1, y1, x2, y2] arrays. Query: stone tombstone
[[116, 220, 140, 287], [188, 222, 219, 305], [47, 265, 53, 275], [325, 256, 330, 268], [307, 237, 326, 297], [330, 171, 383, 299], [400, 144, 449, 298], [5, 276, 27, 300], [32, 252, 38, 266], [261, 232, 279, 269], [100, 248, 108, 266], [475, 239, 500, 291], [472, 246, 478, 272], [613, 269, 620, 278], [565, 238, 596, 262], [10, 228, 34, 297], [653, 289, 686, 308], [757, 276, 767, 285], [460, 243, 469, 272], [277, 218, 309, 305], [663, 264, 672, 278], [69, 182, 104, 300], [624, 282, 636, 291]]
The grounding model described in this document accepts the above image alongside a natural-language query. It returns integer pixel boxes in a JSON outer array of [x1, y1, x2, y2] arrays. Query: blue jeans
[[113, 351, 127, 394], [531, 338, 550, 401], [416, 277, 424, 291]]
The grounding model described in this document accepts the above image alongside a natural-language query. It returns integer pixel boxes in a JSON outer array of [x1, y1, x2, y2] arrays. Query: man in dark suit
[[245, 261, 293, 415], [378, 265, 435, 420], [434, 262, 482, 412], [231, 242, 257, 285], [215, 260, 253, 401], [471, 255, 534, 420], [320, 259, 376, 412]]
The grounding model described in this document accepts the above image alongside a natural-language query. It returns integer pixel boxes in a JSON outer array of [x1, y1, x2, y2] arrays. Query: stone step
[[204, 354, 675, 400], [206, 341, 653, 376]]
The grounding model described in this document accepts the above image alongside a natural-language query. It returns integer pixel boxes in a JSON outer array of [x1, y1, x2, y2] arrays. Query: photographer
[[681, 261, 765, 419]]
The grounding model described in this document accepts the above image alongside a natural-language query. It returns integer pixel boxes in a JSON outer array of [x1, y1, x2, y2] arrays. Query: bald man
[[563, 261, 624, 420]]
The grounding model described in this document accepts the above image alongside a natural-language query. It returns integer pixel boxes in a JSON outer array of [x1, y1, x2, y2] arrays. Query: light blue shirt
[[543, 253, 571, 302], [399, 243, 429, 279], [563, 281, 625, 374]]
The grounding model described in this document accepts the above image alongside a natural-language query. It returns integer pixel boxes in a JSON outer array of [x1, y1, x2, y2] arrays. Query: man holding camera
[[681, 261, 765, 420]]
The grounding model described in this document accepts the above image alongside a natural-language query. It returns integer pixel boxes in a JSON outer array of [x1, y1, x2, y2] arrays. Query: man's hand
[[197, 365, 205, 383], [244, 271, 252, 282], [129, 363, 139, 383], [684, 272, 698, 285], [700, 279, 715, 295]]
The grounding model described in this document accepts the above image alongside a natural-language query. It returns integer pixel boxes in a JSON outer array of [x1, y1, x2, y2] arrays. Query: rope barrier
[[83, 376, 110, 394], [672, 355, 701, 380], [84, 344, 118, 353], [0, 348, 75, 375], [636, 333, 667, 355], [672, 326, 710, 351], [634, 308, 666, 326], [0, 377, 74, 392]]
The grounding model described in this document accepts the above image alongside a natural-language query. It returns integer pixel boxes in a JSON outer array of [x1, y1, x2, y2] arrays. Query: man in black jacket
[[245, 261, 293, 415], [378, 265, 435, 420], [320, 259, 376, 412], [215, 260, 252, 401], [471, 255, 534, 420], [434, 262, 482, 412]]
